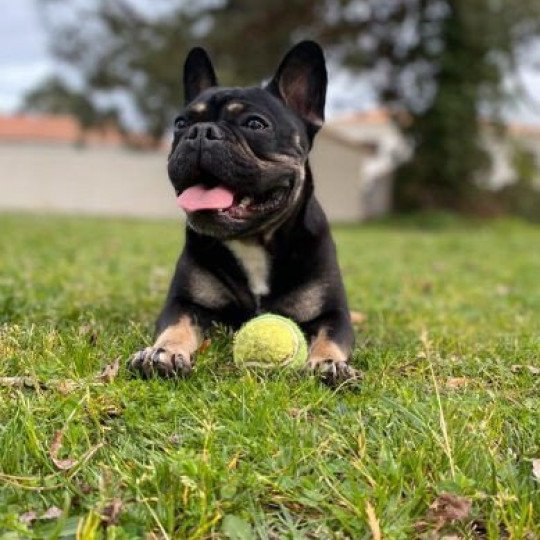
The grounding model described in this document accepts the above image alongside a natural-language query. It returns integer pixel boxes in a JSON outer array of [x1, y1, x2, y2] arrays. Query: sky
[[1, 0, 540, 125]]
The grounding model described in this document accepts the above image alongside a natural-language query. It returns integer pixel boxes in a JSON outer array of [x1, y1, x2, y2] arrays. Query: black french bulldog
[[129, 41, 359, 385]]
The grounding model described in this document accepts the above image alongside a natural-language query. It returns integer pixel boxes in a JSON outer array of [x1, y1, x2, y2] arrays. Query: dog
[[128, 41, 358, 385]]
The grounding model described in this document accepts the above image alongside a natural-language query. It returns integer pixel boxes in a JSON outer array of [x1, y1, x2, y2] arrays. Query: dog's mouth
[[176, 181, 292, 221]]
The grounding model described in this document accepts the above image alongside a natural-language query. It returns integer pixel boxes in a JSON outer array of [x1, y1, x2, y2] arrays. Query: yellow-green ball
[[233, 314, 308, 369]]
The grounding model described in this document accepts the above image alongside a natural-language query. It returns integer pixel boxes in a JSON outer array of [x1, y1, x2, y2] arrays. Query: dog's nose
[[186, 123, 223, 142]]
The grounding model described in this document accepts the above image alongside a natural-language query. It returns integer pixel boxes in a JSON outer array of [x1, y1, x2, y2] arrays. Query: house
[[311, 109, 410, 221]]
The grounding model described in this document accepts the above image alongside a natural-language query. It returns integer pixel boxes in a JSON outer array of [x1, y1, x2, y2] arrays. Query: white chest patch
[[226, 240, 270, 297]]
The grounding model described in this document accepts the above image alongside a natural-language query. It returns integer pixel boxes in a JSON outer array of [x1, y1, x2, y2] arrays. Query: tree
[[22, 75, 119, 131], [30, 0, 540, 210]]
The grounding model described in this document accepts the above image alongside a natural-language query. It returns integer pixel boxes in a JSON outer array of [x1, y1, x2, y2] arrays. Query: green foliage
[[21, 76, 121, 133], [495, 145, 540, 223], [0, 213, 539, 537]]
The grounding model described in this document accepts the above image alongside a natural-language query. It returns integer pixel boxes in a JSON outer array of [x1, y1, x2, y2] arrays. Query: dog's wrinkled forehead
[[187, 88, 304, 131]]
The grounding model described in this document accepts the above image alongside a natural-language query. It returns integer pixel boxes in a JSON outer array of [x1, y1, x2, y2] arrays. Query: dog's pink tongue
[[177, 184, 234, 212]]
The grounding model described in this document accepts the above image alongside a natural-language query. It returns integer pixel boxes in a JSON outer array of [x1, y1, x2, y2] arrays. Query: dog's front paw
[[306, 358, 362, 387], [127, 346, 192, 379]]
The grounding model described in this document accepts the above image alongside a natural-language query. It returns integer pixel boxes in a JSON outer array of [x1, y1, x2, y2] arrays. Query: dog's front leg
[[128, 302, 205, 378], [302, 309, 360, 386]]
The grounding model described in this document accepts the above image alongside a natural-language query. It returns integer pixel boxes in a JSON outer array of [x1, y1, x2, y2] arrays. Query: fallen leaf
[[228, 453, 241, 471], [197, 338, 212, 354], [532, 459, 540, 479], [19, 511, 38, 524], [101, 498, 123, 526], [49, 431, 77, 470], [79, 323, 98, 346], [511, 364, 540, 375], [288, 407, 314, 420], [365, 501, 382, 540], [446, 377, 470, 389], [0, 376, 46, 390], [56, 379, 79, 395], [350, 310, 367, 325], [440, 536, 462, 540], [41, 506, 63, 520], [428, 493, 471, 525], [98, 358, 120, 383], [169, 434, 182, 445]]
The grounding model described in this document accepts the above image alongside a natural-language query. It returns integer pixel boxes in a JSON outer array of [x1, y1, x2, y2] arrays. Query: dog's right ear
[[183, 47, 218, 105]]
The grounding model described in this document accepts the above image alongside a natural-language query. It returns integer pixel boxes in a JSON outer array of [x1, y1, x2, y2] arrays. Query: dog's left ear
[[266, 41, 327, 134], [183, 47, 218, 105]]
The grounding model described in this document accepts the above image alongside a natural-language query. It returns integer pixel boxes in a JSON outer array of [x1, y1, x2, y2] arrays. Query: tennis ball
[[233, 314, 308, 369]]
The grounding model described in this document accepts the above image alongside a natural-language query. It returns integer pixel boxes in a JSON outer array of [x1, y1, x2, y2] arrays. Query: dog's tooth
[[239, 197, 252, 207]]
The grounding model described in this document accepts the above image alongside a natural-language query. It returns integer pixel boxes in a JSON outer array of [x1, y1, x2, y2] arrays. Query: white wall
[[310, 135, 363, 221], [0, 143, 178, 218], [0, 141, 367, 222]]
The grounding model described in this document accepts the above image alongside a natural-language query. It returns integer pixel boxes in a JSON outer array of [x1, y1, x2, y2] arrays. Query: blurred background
[[1, 0, 540, 222]]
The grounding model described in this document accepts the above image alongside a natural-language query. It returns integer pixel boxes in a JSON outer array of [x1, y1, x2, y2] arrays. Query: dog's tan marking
[[191, 102, 207, 113], [308, 329, 347, 365], [276, 281, 325, 323], [226, 239, 270, 297], [154, 315, 202, 358], [226, 101, 244, 113], [188, 265, 232, 309]]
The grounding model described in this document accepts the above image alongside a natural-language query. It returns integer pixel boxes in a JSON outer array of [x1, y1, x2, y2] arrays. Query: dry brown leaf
[[365, 500, 382, 540], [197, 338, 212, 354], [288, 407, 314, 421], [0, 377, 46, 390], [532, 459, 540, 479], [169, 434, 182, 446], [101, 498, 123, 526], [511, 364, 540, 375], [350, 310, 367, 325], [49, 431, 77, 470], [98, 358, 120, 383], [19, 511, 38, 524], [41, 506, 63, 520], [428, 493, 471, 525], [49, 431, 103, 472], [55, 379, 79, 395], [79, 323, 98, 346], [446, 377, 470, 389], [440, 536, 462, 540]]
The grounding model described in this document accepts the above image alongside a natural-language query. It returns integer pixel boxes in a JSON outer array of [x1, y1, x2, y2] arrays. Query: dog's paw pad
[[127, 347, 192, 378]]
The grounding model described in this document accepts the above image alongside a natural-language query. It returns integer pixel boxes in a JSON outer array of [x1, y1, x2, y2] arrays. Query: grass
[[0, 212, 538, 539]]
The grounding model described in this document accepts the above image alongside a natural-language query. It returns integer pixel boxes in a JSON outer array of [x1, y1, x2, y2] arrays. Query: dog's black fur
[[129, 41, 357, 385]]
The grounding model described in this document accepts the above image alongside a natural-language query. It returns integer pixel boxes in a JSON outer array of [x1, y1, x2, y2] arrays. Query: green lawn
[[0, 213, 538, 539]]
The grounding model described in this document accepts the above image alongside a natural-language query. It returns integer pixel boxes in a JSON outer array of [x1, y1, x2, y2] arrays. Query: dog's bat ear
[[183, 47, 218, 105], [266, 41, 327, 135]]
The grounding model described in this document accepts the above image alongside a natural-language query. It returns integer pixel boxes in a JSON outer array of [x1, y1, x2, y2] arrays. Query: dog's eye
[[174, 116, 188, 130], [243, 116, 268, 130]]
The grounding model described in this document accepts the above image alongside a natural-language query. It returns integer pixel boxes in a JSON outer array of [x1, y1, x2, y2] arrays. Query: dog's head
[[168, 41, 327, 239]]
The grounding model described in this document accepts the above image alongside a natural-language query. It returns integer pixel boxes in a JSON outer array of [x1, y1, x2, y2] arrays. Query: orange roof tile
[[0, 114, 81, 143], [0, 114, 164, 149]]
